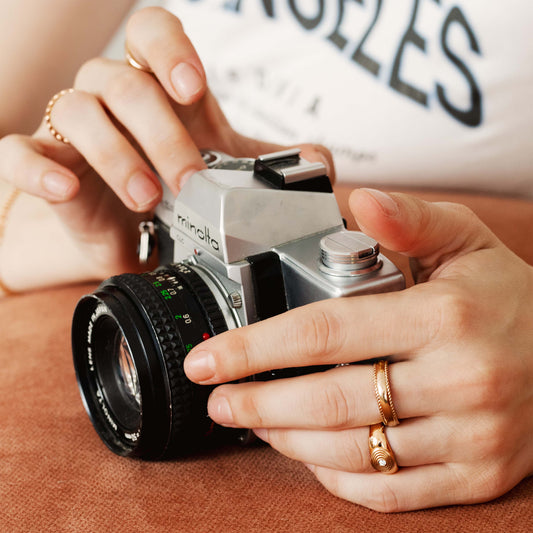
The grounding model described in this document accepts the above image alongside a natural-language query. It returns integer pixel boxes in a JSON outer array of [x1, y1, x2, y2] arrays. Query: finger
[[0, 134, 79, 201], [206, 360, 452, 429], [184, 284, 441, 384], [253, 416, 458, 473], [75, 58, 206, 194], [307, 461, 510, 512], [38, 88, 162, 212], [307, 464, 455, 511], [349, 189, 501, 281], [125, 7, 207, 105]]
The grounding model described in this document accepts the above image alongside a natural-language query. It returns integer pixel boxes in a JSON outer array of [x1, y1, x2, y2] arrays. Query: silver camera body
[[154, 149, 405, 330]]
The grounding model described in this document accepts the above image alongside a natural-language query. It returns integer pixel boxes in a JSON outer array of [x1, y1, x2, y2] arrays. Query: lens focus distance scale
[[157, 265, 228, 337]]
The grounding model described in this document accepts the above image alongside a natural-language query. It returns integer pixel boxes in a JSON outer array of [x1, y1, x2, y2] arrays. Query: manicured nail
[[42, 171, 75, 199], [361, 188, 399, 217], [127, 171, 160, 208], [208, 395, 235, 427], [171, 62, 203, 101], [184, 350, 216, 383]]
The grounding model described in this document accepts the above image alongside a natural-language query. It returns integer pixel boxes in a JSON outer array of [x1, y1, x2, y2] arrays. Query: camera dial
[[319, 231, 383, 277]]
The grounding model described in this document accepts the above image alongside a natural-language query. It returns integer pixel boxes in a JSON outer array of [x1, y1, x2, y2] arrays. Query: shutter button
[[319, 230, 383, 277]]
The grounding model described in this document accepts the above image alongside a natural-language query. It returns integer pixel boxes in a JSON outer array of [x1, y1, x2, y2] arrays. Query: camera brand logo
[[176, 214, 220, 251]]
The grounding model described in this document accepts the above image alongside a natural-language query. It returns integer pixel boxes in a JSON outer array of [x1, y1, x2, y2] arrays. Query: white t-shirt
[[165, 0, 533, 197]]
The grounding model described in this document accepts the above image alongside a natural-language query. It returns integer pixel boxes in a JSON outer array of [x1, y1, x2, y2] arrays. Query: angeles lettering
[[436, 7, 482, 127], [209, 0, 484, 127]]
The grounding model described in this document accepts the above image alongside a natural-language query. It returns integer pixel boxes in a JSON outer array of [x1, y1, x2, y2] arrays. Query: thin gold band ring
[[44, 88, 75, 144], [373, 360, 400, 426], [125, 44, 153, 73]]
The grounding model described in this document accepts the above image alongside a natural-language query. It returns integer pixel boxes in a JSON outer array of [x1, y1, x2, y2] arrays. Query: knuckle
[[363, 482, 403, 513], [474, 417, 511, 459], [265, 430, 296, 458], [434, 288, 480, 341], [75, 57, 107, 87], [309, 380, 353, 428], [478, 462, 513, 500], [453, 462, 509, 504], [104, 67, 157, 105], [460, 354, 518, 411], [340, 431, 367, 472], [51, 89, 94, 124], [149, 131, 190, 162], [214, 331, 256, 381], [288, 307, 344, 363], [239, 389, 266, 427]]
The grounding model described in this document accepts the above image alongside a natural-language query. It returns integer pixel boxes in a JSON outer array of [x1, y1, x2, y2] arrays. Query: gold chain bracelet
[[0, 186, 21, 296]]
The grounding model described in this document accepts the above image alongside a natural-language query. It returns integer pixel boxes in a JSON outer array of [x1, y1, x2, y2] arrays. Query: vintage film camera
[[71, 149, 405, 459]]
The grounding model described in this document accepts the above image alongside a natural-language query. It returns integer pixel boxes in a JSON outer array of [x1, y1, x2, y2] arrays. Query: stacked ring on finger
[[125, 44, 153, 73], [373, 360, 400, 426], [370, 360, 400, 474], [368, 423, 399, 474], [45, 88, 75, 144]]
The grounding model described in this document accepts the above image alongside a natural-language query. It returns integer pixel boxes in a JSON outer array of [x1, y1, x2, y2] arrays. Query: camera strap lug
[[138, 221, 156, 264]]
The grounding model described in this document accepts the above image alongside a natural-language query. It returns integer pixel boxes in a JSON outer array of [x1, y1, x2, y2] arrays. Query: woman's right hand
[[0, 6, 333, 285]]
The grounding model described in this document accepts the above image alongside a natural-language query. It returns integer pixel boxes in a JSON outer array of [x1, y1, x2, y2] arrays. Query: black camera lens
[[71, 263, 236, 459]]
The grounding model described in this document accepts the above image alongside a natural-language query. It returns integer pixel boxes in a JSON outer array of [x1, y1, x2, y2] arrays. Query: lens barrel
[[72, 263, 232, 459]]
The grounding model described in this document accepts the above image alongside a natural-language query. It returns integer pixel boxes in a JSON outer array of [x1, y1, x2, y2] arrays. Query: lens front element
[[92, 317, 142, 434]]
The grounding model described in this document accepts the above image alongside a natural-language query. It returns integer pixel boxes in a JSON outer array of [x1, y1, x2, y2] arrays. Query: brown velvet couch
[[1, 185, 532, 532]]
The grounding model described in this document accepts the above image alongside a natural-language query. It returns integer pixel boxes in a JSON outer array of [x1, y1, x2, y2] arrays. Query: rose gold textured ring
[[44, 88, 75, 144], [369, 423, 399, 474], [373, 360, 400, 426], [125, 44, 153, 73]]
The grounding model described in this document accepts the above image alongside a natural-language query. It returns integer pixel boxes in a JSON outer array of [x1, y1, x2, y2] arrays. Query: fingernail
[[171, 62, 203, 101], [208, 395, 235, 427], [184, 350, 216, 383], [42, 171, 75, 199], [361, 188, 399, 217], [127, 171, 160, 208]]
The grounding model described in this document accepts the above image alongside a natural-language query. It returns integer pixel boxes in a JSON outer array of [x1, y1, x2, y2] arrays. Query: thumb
[[349, 188, 501, 279]]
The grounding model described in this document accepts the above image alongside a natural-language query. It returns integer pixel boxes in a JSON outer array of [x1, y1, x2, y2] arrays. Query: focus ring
[[108, 265, 229, 457], [110, 273, 198, 456]]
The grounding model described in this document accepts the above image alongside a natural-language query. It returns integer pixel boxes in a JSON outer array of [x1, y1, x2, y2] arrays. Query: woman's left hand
[[183, 188, 533, 512]]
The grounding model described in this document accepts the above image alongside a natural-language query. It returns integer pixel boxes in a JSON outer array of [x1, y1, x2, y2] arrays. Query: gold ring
[[369, 423, 398, 474], [125, 44, 153, 73], [373, 360, 399, 426], [44, 88, 75, 144]]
